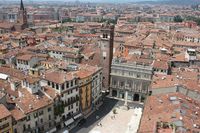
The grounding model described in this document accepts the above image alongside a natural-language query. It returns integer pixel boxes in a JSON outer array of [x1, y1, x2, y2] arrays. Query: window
[[61, 84, 64, 90], [0, 123, 9, 130], [120, 82, 124, 87], [35, 121, 38, 126], [41, 126, 44, 131], [122, 71, 124, 75], [23, 125, 26, 131], [39, 111, 43, 116], [49, 122, 52, 128], [26, 115, 31, 121], [66, 82, 69, 88], [48, 107, 52, 112], [40, 119, 43, 123], [113, 80, 116, 85], [56, 84, 59, 90], [129, 72, 133, 76], [47, 81, 50, 86], [49, 115, 51, 120], [71, 81, 73, 87], [68, 98, 70, 103], [34, 113, 38, 118], [136, 74, 141, 78]]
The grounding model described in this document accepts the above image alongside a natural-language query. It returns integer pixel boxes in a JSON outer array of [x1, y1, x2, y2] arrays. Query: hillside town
[[0, 0, 200, 133]]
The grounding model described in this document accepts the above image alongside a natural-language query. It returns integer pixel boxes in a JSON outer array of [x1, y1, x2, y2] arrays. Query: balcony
[[110, 85, 148, 94], [65, 97, 79, 106], [112, 74, 151, 81]]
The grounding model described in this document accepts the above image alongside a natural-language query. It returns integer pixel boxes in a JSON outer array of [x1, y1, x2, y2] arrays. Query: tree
[[174, 15, 183, 22], [185, 16, 200, 25]]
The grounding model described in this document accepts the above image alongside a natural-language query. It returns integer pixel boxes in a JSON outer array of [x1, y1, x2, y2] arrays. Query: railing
[[110, 73, 152, 81], [23, 120, 55, 133], [110, 85, 148, 94], [65, 97, 79, 106], [112, 61, 153, 70]]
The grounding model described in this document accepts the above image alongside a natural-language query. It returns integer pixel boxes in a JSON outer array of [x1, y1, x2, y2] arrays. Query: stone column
[[139, 94, 142, 102], [123, 90, 129, 110]]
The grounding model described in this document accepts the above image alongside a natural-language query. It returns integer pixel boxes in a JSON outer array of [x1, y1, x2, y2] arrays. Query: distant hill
[[162, 0, 200, 5], [136, 0, 200, 5]]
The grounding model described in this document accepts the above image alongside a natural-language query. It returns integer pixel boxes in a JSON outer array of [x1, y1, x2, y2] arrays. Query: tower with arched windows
[[14, 0, 28, 31], [99, 23, 114, 90]]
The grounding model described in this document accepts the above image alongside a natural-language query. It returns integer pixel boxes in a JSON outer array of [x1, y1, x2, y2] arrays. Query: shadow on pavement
[[70, 97, 119, 133]]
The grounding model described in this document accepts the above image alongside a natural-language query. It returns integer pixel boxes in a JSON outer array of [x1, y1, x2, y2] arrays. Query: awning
[[64, 118, 74, 126], [74, 113, 82, 119], [46, 127, 56, 133], [89, 130, 101, 133], [0, 73, 8, 80]]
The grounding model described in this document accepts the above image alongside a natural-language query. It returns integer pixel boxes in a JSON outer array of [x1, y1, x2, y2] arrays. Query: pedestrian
[[100, 123, 102, 127]]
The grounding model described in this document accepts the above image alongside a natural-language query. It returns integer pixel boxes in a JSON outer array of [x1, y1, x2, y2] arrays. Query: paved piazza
[[89, 105, 142, 133]]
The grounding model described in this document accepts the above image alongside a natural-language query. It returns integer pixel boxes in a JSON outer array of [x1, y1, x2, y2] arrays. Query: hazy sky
[[33, 0, 158, 1]]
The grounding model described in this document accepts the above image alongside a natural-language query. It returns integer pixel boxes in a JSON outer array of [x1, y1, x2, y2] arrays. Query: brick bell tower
[[99, 23, 114, 91], [15, 0, 28, 31]]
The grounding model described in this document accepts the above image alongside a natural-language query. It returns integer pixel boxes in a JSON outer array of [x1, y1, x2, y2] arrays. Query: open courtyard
[[89, 104, 142, 133], [68, 97, 143, 133]]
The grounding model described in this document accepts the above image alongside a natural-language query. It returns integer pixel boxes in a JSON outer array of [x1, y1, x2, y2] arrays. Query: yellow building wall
[[0, 116, 13, 133], [80, 76, 92, 113]]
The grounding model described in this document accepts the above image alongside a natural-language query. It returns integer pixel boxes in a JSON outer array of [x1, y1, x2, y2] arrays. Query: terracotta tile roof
[[0, 66, 25, 80], [74, 33, 99, 38], [47, 46, 79, 53], [10, 108, 26, 121], [151, 74, 179, 89], [15, 88, 53, 114], [0, 22, 14, 29], [81, 44, 101, 66], [139, 93, 200, 133], [151, 69, 200, 92], [42, 86, 58, 100], [24, 76, 40, 84], [171, 53, 187, 62], [44, 70, 75, 84], [0, 104, 11, 120], [16, 54, 35, 61], [153, 60, 169, 70], [0, 80, 19, 98]]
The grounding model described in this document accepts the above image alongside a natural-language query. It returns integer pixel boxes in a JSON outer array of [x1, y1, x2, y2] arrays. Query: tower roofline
[[20, 0, 25, 10]]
